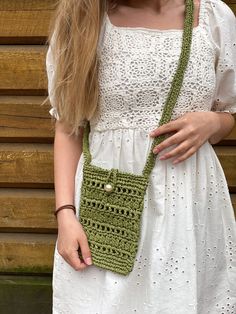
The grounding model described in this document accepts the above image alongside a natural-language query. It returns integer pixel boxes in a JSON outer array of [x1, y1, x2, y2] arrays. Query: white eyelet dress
[[46, 0, 236, 313]]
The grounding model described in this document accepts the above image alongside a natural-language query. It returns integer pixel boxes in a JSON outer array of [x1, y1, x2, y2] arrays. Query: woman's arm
[[54, 120, 82, 212], [54, 121, 92, 270], [208, 112, 235, 145]]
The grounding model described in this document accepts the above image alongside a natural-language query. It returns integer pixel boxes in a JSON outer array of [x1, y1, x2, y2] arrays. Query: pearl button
[[104, 183, 113, 193]]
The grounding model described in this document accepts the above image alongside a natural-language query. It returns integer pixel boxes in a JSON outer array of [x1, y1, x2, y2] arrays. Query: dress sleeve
[[46, 32, 60, 120], [209, 0, 236, 114]]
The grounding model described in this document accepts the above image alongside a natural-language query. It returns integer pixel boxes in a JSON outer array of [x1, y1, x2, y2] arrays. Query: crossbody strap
[[83, 0, 195, 178], [142, 0, 194, 178]]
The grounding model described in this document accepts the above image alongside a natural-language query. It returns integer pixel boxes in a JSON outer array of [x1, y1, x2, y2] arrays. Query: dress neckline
[[105, 0, 205, 34]]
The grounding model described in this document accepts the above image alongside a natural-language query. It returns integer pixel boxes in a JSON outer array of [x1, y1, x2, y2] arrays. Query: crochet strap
[[83, 122, 92, 164], [83, 0, 194, 178], [142, 0, 194, 178]]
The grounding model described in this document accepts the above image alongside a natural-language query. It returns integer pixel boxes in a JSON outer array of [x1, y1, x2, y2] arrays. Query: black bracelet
[[54, 204, 76, 217]]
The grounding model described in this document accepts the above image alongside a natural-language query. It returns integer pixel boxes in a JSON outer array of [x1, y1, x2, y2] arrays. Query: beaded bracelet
[[54, 204, 76, 217]]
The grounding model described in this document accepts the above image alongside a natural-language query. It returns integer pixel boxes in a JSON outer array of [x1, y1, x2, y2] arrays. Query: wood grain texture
[[0, 96, 54, 142], [0, 96, 234, 144], [231, 194, 236, 220], [217, 115, 236, 146], [221, 124, 236, 145], [213, 146, 236, 191], [0, 11, 52, 37], [231, 194, 236, 219], [229, 4, 236, 11], [0, 143, 53, 188], [0, 143, 235, 190], [0, 233, 56, 273], [0, 98, 234, 144], [213, 0, 235, 12], [0, 190, 234, 233], [0, 188, 57, 232], [0, 0, 56, 10], [0, 0, 57, 44], [0, 46, 47, 94]]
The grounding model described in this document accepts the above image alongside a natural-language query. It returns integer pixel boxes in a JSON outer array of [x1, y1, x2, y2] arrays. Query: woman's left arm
[[208, 112, 235, 144], [150, 111, 235, 165]]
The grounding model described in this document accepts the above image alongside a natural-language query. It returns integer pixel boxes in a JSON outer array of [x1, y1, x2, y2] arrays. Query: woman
[[46, 0, 236, 312]]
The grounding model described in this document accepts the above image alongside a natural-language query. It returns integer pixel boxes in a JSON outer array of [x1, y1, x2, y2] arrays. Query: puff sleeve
[[209, 1, 236, 114], [45, 32, 60, 120]]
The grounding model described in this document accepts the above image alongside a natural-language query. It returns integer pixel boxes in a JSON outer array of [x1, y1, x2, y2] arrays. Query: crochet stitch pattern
[[78, 0, 194, 275]]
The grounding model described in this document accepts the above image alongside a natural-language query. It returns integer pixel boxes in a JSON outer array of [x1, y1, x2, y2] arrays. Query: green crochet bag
[[78, 0, 194, 275]]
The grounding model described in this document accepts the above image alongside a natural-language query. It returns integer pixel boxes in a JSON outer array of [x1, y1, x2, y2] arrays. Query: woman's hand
[[56, 209, 92, 271], [149, 111, 221, 164]]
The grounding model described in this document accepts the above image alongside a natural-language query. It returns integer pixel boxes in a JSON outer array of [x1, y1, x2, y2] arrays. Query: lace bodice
[[46, 0, 236, 132]]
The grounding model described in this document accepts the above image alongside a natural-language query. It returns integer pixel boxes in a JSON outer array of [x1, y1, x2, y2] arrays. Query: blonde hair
[[43, 0, 116, 136]]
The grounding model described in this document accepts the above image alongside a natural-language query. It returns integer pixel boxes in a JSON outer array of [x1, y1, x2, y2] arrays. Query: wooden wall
[[0, 1, 235, 313], [0, 1, 56, 313]]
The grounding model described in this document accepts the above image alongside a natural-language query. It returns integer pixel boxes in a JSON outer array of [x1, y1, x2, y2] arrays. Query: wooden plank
[[225, 0, 236, 9], [0, 143, 235, 189], [0, 143, 53, 188], [0, 0, 57, 44], [0, 11, 53, 34], [218, 115, 236, 145], [0, 96, 54, 143], [229, 3, 236, 12], [0, 46, 47, 95], [0, 0, 231, 42], [0, 189, 234, 234], [0, 97, 234, 144], [223, 123, 236, 143], [225, 0, 236, 12], [0, 275, 52, 314], [1, 207, 235, 274], [231, 194, 236, 205], [231, 194, 236, 219], [0, 189, 57, 233], [0, 0, 56, 10], [214, 146, 236, 192], [0, 233, 56, 273]]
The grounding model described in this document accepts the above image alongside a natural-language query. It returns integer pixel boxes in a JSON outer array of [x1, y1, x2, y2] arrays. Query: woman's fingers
[[153, 130, 186, 154], [172, 146, 197, 164], [58, 242, 87, 271], [59, 235, 92, 270], [79, 234, 93, 266], [158, 141, 194, 161], [150, 120, 181, 137], [67, 248, 88, 271]]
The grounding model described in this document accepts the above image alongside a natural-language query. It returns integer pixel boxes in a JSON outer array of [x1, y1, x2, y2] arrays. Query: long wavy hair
[[43, 0, 117, 136]]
